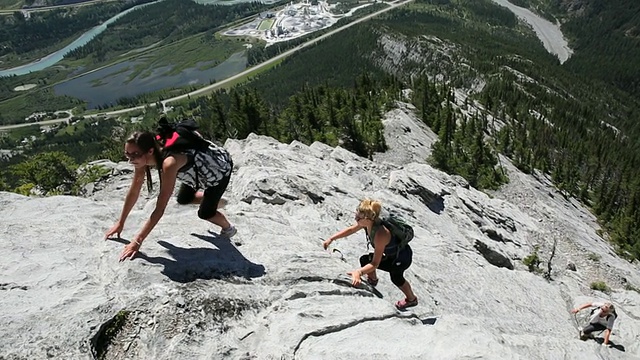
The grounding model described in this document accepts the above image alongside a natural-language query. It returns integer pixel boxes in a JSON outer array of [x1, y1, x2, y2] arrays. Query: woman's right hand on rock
[[105, 222, 124, 240], [322, 238, 333, 250]]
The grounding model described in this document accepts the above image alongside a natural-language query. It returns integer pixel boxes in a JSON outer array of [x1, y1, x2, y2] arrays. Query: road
[[0, 0, 411, 130], [0, 115, 73, 131]]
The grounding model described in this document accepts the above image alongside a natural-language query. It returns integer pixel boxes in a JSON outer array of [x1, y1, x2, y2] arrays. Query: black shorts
[[583, 323, 607, 335], [177, 175, 230, 220], [359, 246, 413, 287]]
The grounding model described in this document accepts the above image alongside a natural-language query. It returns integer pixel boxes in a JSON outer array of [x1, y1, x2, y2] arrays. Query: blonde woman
[[323, 199, 418, 310], [572, 301, 617, 345]]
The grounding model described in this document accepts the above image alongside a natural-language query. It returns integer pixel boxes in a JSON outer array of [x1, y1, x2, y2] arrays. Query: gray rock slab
[[1, 106, 639, 359]]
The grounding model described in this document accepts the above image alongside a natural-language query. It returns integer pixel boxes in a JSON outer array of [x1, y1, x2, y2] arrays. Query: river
[[0, 1, 159, 77], [490, 0, 572, 63]]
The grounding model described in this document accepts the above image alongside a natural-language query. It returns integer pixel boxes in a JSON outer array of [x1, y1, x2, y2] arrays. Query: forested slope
[[2, 0, 639, 259]]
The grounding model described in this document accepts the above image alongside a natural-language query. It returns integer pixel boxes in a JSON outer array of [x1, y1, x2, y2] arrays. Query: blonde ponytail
[[357, 198, 382, 220]]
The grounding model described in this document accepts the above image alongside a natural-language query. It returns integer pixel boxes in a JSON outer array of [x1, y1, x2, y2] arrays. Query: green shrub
[[10, 151, 78, 194], [523, 246, 541, 272], [624, 283, 640, 294], [587, 252, 601, 262], [76, 165, 111, 187], [590, 281, 611, 294], [14, 183, 35, 196]]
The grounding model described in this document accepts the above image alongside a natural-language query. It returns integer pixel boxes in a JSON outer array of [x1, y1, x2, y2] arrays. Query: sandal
[[395, 297, 418, 310], [367, 277, 379, 287]]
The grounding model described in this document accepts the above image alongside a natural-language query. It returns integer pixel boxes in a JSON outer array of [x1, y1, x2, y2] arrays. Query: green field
[[161, 55, 284, 107], [258, 19, 274, 30], [0, 0, 23, 9], [121, 34, 246, 83]]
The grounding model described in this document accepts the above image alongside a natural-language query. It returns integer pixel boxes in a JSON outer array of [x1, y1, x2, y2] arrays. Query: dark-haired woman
[[105, 131, 235, 261]]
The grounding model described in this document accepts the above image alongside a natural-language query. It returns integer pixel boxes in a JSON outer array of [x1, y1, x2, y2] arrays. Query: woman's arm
[[323, 223, 362, 249], [133, 156, 180, 245], [603, 316, 616, 345], [119, 167, 145, 224], [357, 225, 391, 276], [105, 167, 145, 239], [571, 302, 594, 313], [119, 155, 182, 261], [603, 329, 611, 345]]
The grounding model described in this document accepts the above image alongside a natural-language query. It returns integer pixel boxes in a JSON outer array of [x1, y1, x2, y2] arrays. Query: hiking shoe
[[579, 331, 593, 341], [395, 297, 418, 310], [367, 277, 379, 287], [220, 225, 237, 238]]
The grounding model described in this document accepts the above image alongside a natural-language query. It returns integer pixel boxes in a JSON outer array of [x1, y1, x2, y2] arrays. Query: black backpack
[[382, 215, 414, 249], [367, 214, 415, 256], [155, 117, 210, 153]]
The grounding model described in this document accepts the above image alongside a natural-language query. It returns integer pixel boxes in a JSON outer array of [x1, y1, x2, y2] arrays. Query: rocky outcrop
[[1, 107, 639, 359]]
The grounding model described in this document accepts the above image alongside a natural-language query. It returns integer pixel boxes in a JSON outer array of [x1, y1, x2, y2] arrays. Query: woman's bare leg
[[368, 269, 378, 282], [399, 281, 417, 301], [207, 211, 231, 230]]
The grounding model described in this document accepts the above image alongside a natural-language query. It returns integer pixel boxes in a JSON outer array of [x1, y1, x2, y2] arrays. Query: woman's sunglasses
[[124, 151, 144, 160]]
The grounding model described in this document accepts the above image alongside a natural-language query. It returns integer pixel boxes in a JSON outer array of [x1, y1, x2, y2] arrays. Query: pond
[[53, 51, 247, 109]]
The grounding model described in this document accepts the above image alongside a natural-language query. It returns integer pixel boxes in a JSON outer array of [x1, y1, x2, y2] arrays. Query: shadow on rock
[[594, 338, 625, 352], [332, 275, 384, 298], [421, 317, 437, 325], [136, 233, 265, 283], [106, 237, 128, 246], [405, 180, 446, 214]]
